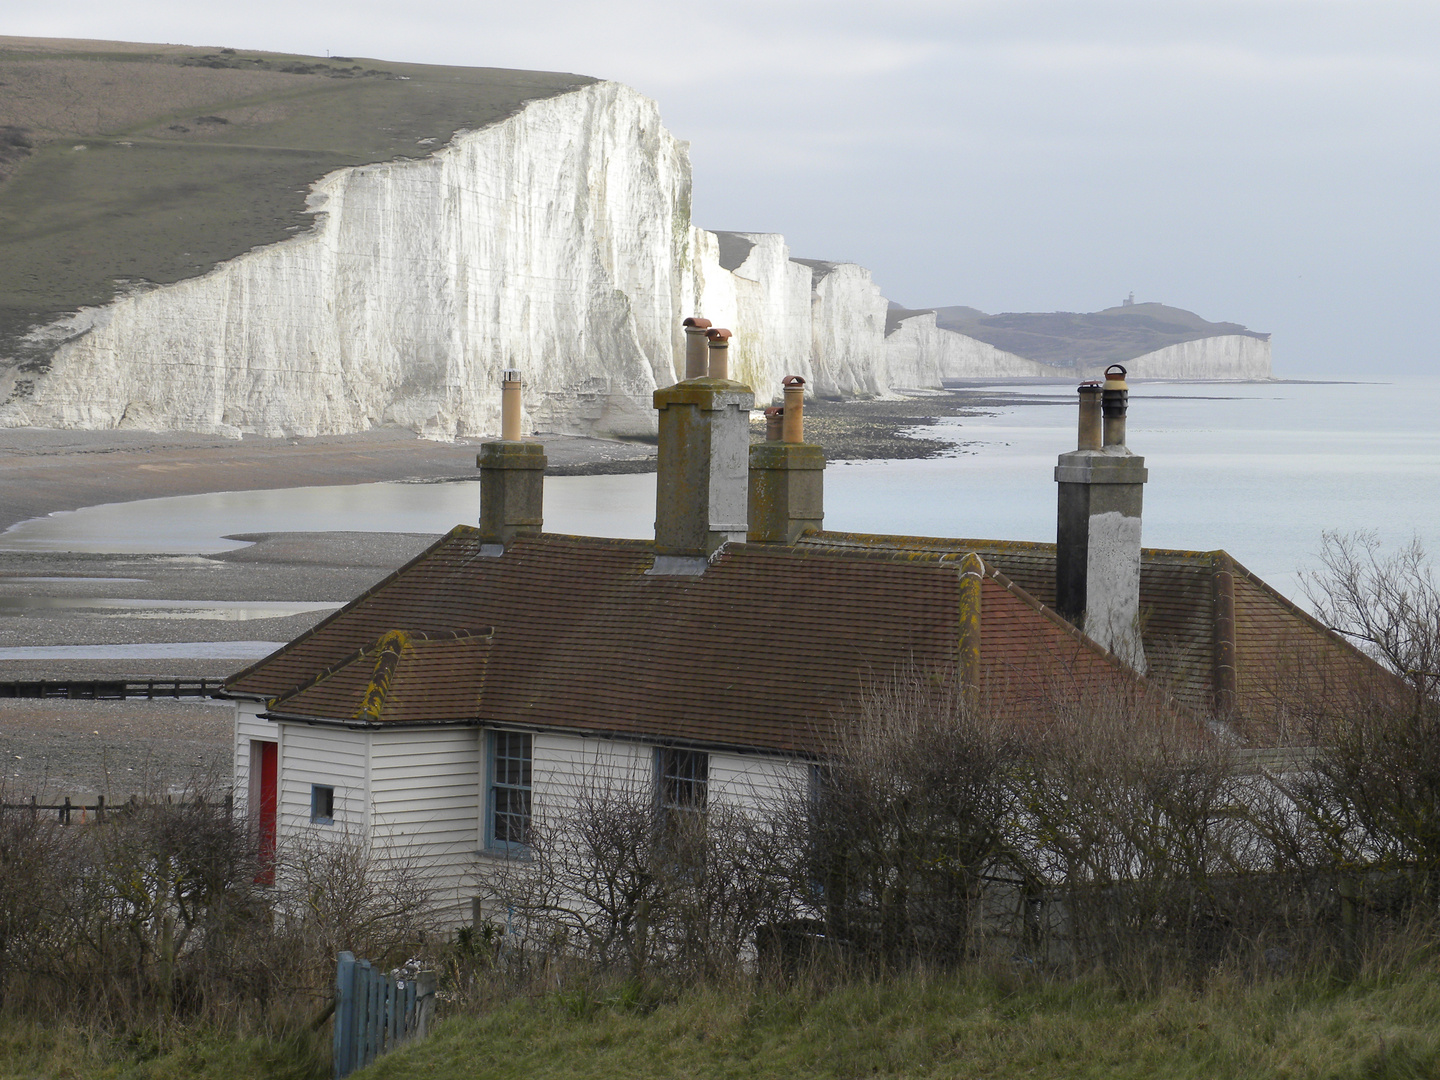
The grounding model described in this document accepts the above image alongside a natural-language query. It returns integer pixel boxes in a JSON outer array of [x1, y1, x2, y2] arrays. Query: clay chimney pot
[[705, 327, 732, 380]]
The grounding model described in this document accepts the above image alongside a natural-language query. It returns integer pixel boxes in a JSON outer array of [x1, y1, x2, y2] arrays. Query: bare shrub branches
[[0, 784, 435, 1029], [1305, 531, 1440, 694], [806, 674, 1020, 965], [480, 774, 798, 985], [1301, 531, 1440, 904]]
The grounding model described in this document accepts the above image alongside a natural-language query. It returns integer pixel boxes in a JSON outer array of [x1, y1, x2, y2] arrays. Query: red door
[[256, 741, 278, 885]]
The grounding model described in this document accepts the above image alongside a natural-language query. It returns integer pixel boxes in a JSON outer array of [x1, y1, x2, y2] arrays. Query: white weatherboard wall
[[529, 733, 653, 828], [709, 752, 809, 815], [278, 725, 370, 843], [370, 727, 481, 926], [233, 700, 272, 818]]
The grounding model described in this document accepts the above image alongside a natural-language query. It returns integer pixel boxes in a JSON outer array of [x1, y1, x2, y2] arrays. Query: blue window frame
[[487, 731, 532, 853], [311, 784, 335, 825]]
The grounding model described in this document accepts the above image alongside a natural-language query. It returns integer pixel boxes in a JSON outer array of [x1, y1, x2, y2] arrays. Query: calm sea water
[[3, 380, 1436, 604]]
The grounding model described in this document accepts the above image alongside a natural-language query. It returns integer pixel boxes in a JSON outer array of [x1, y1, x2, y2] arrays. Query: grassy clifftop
[[0, 37, 592, 361]]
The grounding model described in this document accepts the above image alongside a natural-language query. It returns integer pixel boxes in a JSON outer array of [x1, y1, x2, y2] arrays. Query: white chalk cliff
[[0, 80, 1270, 438]]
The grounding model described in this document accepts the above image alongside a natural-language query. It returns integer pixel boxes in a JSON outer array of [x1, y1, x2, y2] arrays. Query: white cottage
[[225, 348, 1369, 929]]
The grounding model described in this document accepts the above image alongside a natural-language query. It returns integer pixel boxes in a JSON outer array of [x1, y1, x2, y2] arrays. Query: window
[[657, 748, 708, 815], [487, 731, 532, 853], [311, 784, 335, 825]]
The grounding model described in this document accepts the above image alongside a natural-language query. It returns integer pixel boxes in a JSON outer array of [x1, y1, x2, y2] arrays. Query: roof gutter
[[256, 711, 822, 759]]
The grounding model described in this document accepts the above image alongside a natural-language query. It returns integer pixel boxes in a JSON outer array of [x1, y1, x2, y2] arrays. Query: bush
[[0, 782, 434, 1042]]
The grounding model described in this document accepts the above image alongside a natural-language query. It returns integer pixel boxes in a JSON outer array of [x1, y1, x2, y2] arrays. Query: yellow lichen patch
[[353, 629, 410, 723], [957, 552, 984, 688]]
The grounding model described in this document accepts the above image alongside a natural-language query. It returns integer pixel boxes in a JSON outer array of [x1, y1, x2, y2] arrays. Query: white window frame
[[656, 747, 709, 817]]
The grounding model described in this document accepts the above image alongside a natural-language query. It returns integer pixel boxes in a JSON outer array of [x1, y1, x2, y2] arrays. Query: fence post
[[388, 976, 400, 1052], [356, 959, 374, 1070], [397, 979, 414, 1042], [96, 794, 105, 825], [61, 796, 70, 825], [415, 971, 437, 1039], [367, 961, 383, 1067], [333, 951, 356, 1079]]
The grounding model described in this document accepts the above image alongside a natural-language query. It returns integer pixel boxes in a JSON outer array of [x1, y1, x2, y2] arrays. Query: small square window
[[311, 784, 335, 825]]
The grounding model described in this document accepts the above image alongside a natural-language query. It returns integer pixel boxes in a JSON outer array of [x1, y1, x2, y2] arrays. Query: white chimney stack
[[1055, 365, 1148, 671]]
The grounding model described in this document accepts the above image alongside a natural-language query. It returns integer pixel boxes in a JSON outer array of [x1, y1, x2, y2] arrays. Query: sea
[[3, 379, 1438, 606]]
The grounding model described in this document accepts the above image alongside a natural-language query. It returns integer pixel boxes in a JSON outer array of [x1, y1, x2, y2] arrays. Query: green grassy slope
[[3, 965, 1438, 1078], [351, 969, 1440, 1080], [0, 37, 593, 364], [919, 302, 1269, 368]]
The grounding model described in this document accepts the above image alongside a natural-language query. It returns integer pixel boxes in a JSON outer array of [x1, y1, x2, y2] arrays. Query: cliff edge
[[0, 39, 1271, 439]]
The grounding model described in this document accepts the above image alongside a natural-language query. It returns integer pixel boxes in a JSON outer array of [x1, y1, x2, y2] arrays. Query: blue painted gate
[[333, 951, 437, 1078]]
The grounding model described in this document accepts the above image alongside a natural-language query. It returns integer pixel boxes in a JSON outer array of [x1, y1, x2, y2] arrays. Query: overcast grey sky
[[12, 1, 1440, 375]]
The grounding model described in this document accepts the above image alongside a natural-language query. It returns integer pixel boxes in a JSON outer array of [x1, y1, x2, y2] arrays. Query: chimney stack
[[748, 375, 824, 544], [478, 369, 546, 551], [651, 327, 753, 574], [682, 317, 712, 381], [1055, 364, 1147, 671]]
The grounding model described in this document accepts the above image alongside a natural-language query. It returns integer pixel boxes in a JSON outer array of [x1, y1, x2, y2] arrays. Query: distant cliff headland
[[0, 38, 1272, 440]]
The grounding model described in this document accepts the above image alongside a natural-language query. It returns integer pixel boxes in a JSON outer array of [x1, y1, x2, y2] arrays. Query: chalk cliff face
[[684, 233, 892, 402], [0, 78, 1271, 440], [885, 311, 1272, 385], [1120, 335, 1271, 380], [1, 81, 689, 439], [885, 311, 1051, 384], [686, 232, 815, 395]]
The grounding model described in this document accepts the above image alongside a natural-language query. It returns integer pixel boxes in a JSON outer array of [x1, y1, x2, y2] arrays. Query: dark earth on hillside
[[0, 37, 591, 367]]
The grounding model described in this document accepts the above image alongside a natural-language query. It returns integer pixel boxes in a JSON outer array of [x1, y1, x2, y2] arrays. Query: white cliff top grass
[[0, 36, 593, 361]]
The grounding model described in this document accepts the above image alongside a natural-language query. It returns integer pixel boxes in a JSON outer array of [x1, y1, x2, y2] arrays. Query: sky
[[10, 1, 1440, 376]]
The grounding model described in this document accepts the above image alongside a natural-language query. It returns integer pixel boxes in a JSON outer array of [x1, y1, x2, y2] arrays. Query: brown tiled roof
[[227, 529, 1128, 754], [798, 530, 1383, 734], [266, 628, 493, 726]]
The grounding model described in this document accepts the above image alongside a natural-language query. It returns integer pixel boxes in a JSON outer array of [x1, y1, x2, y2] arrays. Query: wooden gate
[[332, 951, 436, 1078]]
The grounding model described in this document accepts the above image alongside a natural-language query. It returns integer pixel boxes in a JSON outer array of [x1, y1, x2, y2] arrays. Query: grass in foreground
[[359, 965, 1440, 1080], [2, 961, 1437, 1079], [0, 1021, 326, 1080]]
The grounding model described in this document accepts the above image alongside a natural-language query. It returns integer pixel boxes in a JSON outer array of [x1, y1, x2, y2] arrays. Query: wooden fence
[[0, 793, 232, 825], [0, 677, 226, 700], [333, 951, 436, 1078]]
